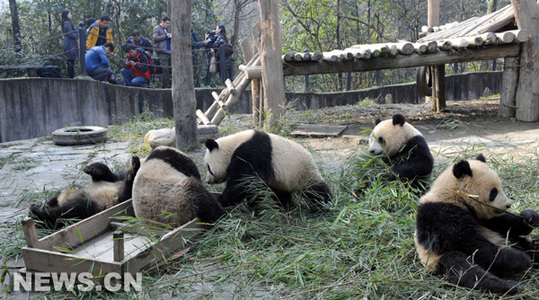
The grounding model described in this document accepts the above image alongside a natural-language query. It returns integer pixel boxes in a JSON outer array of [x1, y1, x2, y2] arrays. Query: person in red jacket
[[121, 45, 150, 87]]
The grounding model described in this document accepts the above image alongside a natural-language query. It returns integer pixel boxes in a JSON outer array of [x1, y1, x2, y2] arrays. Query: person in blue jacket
[[85, 42, 115, 82]]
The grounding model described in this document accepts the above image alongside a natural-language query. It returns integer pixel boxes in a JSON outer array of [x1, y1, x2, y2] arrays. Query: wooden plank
[[291, 124, 348, 137], [22, 247, 123, 275], [36, 200, 133, 251], [125, 218, 210, 273], [283, 43, 520, 76]]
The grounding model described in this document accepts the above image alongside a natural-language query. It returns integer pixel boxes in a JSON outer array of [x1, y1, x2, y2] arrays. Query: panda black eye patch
[[378, 137, 385, 145], [489, 187, 498, 202], [207, 165, 215, 176]]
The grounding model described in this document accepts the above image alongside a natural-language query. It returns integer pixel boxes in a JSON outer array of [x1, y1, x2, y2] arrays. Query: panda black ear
[[453, 160, 473, 179], [392, 114, 406, 126], [374, 118, 382, 125], [476, 154, 486, 163], [205, 139, 219, 151]]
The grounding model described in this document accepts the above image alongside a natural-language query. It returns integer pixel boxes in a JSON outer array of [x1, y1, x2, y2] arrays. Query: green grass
[[1, 113, 538, 299]]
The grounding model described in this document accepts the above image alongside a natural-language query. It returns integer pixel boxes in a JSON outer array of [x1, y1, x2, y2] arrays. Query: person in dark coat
[[213, 25, 234, 83], [62, 9, 79, 78], [122, 30, 153, 55]]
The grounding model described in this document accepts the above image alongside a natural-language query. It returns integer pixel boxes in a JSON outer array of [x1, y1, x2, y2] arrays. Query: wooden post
[[113, 231, 125, 262], [22, 217, 39, 248], [427, 0, 445, 111], [252, 78, 261, 125], [510, 0, 539, 122], [432, 65, 446, 112], [172, 0, 199, 149], [499, 57, 519, 118], [9, 0, 22, 52], [258, 0, 286, 130]]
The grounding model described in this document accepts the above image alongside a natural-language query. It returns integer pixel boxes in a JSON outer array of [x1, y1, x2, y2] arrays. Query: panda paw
[[520, 210, 539, 227]]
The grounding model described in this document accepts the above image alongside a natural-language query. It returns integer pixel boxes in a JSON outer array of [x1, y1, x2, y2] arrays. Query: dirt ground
[[276, 98, 538, 171], [0, 98, 538, 299]]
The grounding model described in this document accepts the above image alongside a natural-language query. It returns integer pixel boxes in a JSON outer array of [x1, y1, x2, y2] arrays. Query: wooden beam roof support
[[282, 43, 520, 76], [510, 0, 539, 122]]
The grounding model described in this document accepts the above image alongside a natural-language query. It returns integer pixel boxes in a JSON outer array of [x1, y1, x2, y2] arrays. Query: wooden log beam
[[196, 110, 211, 125], [283, 43, 520, 76]]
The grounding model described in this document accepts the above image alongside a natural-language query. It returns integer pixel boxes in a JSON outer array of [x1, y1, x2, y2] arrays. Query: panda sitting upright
[[204, 130, 332, 208], [415, 154, 539, 294], [132, 146, 225, 227], [30, 157, 140, 228], [369, 114, 433, 184]]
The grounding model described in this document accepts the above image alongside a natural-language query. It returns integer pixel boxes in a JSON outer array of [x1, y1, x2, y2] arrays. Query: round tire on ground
[[416, 66, 433, 97], [52, 126, 108, 146]]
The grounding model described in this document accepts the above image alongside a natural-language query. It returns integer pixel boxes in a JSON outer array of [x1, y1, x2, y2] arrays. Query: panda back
[[268, 133, 323, 192], [132, 154, 197, 226]]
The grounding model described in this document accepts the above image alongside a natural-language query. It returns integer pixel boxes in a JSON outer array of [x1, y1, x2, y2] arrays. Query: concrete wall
[[287, 71, 503, 110], [0, 71, 502, 143]]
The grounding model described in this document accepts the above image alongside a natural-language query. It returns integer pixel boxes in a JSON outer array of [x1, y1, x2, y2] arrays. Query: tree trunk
[[258, 0, 286, 130], [9, 0, 21, 52], [172, 0, 198, 149], [510, 0, 539, 122]]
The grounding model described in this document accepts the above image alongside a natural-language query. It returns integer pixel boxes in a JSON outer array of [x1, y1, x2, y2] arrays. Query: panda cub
[[369, 114, 433, 183], [30, 157, 140, 228], [204, 129, 332, 208], [132, 146, 225, 227], [415, 154, 539, 294]]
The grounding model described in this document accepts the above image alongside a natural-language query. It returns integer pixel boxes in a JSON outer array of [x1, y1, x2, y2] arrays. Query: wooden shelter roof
[[279, 4, 525, 77]]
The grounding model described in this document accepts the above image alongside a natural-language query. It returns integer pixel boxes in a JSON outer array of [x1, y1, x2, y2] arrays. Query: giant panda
[[204, 129, 332, 208], [369, 114, 433, 184], [132, 146, 225, 227], [414, 154, 539, 294], [29, 156, 140, 228]]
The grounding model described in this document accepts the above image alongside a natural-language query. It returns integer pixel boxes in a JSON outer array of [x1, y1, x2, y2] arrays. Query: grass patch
[[2, 109, 538, 299]]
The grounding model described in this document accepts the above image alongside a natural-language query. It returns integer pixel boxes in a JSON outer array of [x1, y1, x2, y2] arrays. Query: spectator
[[153, 16, 171, 88], [201, 30, 217, 88], [85, 42, 115, 82], [85, 17, 96, 29], [123, 30, 153, 55], [61, 9, 78, 78], [213, 25, 234, 83], [121, 45, 150, 88], [86, 15, 114, 50]]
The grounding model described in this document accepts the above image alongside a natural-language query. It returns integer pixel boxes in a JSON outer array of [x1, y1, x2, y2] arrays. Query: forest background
[[0, 0, 510, 92]]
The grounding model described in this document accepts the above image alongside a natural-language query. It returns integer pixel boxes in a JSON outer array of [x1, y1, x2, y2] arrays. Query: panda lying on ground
[[204, 130, 332, 208], [132, 146, 225, 227], [414, 154, 539, 294], [30, 157, 140, 229], [368, 114, 433, 186]]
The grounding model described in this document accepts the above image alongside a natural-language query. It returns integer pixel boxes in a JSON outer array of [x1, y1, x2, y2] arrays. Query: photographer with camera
[[153, 16, 172, 88], [121, 45, 150, 88]]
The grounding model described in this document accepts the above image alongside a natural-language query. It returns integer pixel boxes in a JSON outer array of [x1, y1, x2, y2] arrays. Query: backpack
[[144, 51, 157, 75]]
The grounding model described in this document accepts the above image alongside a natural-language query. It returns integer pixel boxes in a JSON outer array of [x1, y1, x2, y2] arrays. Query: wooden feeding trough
[[21, 199, 210, 276]]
